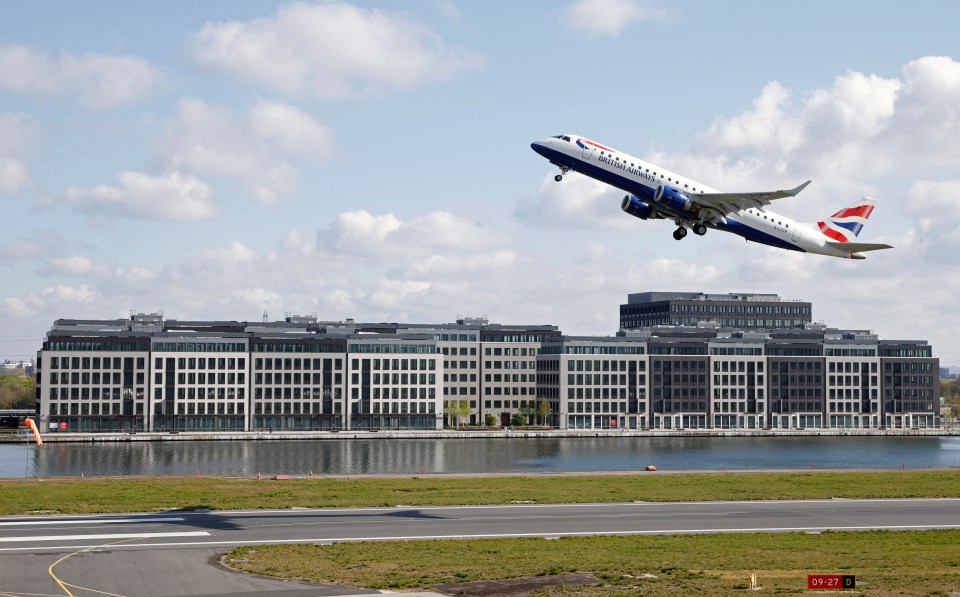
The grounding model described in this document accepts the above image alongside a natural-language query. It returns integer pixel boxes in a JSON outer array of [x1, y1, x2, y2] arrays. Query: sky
[[1, 0, 960, 366]]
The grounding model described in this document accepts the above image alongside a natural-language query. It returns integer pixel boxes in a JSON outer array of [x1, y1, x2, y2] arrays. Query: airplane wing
[[825, 241, 893, 253], [690, 180, 812, 221]]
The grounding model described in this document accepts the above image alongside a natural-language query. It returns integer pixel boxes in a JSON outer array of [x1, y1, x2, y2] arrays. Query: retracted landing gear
[[554, 165, 571, 182], [692, 223, 707, 236], [672, 226, 688, 241]]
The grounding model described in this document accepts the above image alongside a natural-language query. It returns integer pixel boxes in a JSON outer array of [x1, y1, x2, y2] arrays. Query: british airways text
[[598, 153, 656, 183]]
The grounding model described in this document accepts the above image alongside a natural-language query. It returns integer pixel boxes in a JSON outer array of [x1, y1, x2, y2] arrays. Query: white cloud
[[903, 180, 960, 219], [888, 56, 960, 168], [186, 2, 482, 99], [0, 44, 159, 109], [706, 82, 805, 156], [515, 173, 635, 230], [0, 113, 32, 156], [898, 179, 960, 261], [366, 279, 434, 311], [320, 211, 402, 256], [398, 251, 518, 278], [113, 265, 157, 282], [43, 284, 99, 303], [46, 256, 101, 276], [681, 56, 960, 192], [4, 284, 99, 316], [0, 113, 32, 194], [230, 287, 284, 309], [0, 230, 89, 262], [246, 98, 332, 157], [563, 0, 678, 36], [318, 210, 500, 257], [434, 1, 461, 19], [0, 158, 29, 194], [61, 171, 220, 221], [197, 242, 259, 267], [162, 97, 332, 204]]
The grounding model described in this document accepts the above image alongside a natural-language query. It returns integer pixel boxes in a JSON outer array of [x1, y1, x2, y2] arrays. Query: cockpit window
[[562, 136, 571, 142], [552, 135, 563, 139]]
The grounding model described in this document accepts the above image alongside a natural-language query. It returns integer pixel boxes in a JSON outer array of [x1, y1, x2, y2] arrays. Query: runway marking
[[3, 524, 960, 552], [210, 497, 960, 515], [0, 518, 184, 527], [48, 537, 141, 597], [0, 532, 209, 544]]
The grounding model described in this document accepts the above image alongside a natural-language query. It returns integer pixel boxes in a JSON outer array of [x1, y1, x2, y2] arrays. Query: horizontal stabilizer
[[826, 241, 893, 253]]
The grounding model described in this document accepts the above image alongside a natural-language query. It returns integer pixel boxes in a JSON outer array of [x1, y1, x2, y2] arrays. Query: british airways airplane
[[531, 135, 892, 259]]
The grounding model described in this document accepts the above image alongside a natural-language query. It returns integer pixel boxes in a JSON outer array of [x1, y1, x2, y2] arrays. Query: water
[[2, 436, 960, 478]]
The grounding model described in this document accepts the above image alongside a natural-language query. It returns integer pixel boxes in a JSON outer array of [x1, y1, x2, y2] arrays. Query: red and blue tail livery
[[531, 134, 893, 259], [817, 200, 875, 242]]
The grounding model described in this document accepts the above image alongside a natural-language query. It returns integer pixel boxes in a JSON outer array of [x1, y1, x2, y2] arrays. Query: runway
[[0, 498, 958, 596]]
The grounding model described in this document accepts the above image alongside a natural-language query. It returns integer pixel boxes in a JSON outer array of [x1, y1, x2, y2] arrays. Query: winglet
[[787, 180, 812, 197]]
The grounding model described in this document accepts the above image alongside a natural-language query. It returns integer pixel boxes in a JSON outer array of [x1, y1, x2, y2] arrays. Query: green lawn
[[225, 530, 960, 596], [1, 471, 959, 515]]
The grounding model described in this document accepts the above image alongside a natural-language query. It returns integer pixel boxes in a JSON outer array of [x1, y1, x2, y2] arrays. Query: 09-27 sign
[[807, 574, 855, 590]]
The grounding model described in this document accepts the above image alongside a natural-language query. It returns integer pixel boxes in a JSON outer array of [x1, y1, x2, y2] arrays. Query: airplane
[[530, 134, 893, 259]]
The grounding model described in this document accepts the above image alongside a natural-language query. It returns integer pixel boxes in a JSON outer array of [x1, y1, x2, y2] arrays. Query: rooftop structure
[[620, 291, 813, 330]]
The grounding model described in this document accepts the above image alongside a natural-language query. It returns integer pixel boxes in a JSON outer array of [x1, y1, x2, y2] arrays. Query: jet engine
[[652, 184, 694, 213], [621, 195, 656, 220]]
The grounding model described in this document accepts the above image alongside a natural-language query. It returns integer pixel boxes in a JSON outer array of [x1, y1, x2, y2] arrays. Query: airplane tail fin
[[816, 197, 878, 243]]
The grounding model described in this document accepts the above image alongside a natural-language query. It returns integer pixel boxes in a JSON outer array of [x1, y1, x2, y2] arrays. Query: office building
[[536, 324, 937, 431], [33, 292, 940, 433]]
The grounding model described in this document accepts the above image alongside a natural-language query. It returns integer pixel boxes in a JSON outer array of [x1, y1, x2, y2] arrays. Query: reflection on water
[[1, 436, 959, 478]]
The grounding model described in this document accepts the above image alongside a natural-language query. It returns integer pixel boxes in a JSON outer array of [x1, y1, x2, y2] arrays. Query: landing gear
[[693, 223, 707, 236], [672, 227, 688, 241], [554, 165, 570, 182], [554, 174, 563, 182]]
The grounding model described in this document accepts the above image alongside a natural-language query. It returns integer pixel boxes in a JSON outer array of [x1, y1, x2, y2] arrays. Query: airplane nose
[[530, 141, 548, 157]]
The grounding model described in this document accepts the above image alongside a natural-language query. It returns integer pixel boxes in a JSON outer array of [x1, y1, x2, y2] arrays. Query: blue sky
[[2, 0, 960, 365]]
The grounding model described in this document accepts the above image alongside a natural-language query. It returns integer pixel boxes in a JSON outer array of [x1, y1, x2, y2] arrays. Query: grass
[[0, 470, 959, 515], [224, 530, 960, 595]]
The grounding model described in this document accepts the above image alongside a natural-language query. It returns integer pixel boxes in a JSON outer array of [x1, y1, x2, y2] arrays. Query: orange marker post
[[24, 418, 43, 446]]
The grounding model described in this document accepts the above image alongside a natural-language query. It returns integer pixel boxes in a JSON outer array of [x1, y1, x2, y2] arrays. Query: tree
[[942, 379, 960, 419], [445, 399, 471, 430], [484, 414, 497, 427], [510, 413, 527, 427], [518, 403, 534, 425], [0, 373, 34, 409], [536, 399, 553, 427]]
